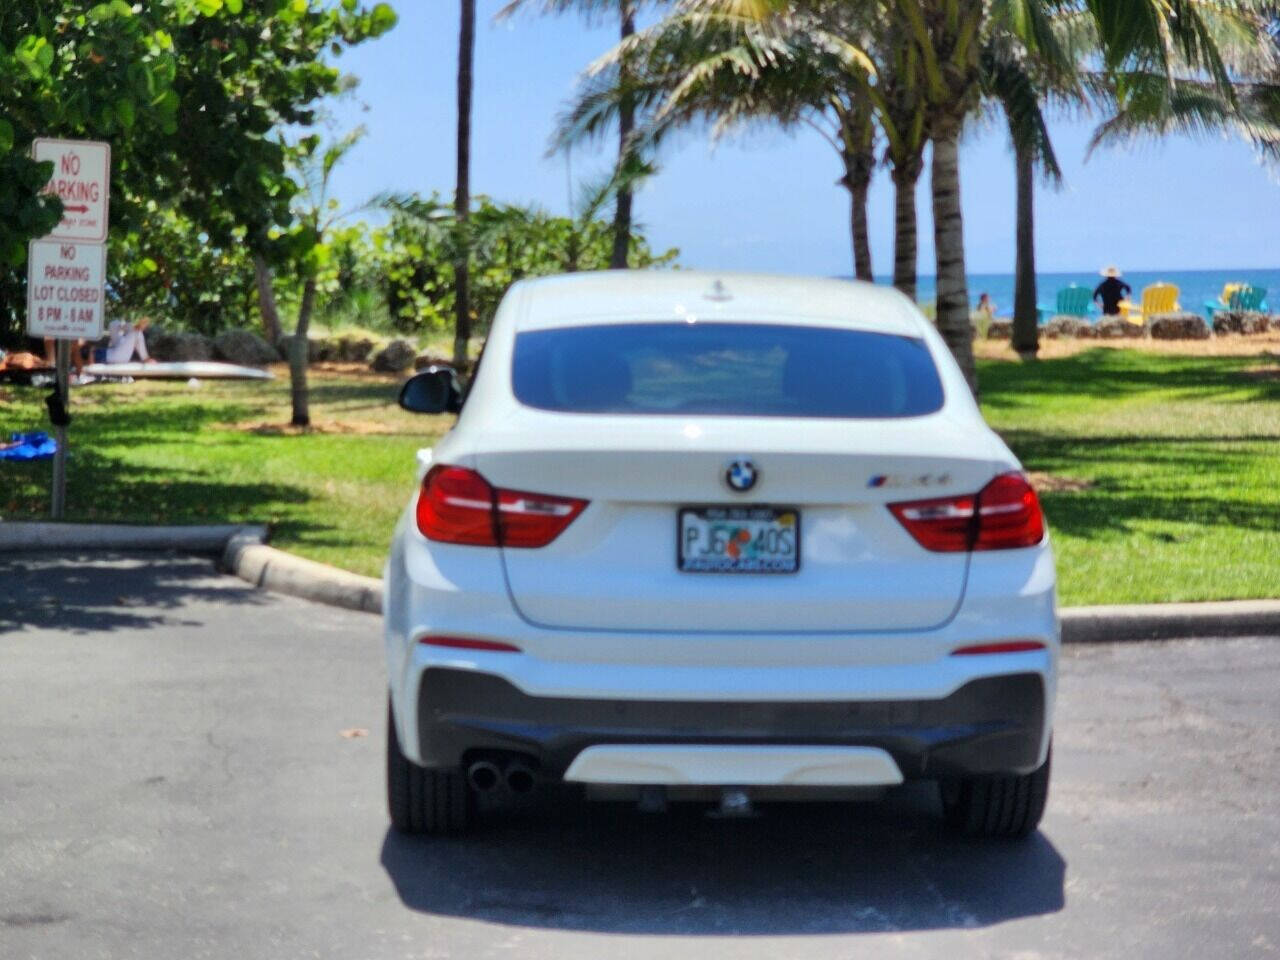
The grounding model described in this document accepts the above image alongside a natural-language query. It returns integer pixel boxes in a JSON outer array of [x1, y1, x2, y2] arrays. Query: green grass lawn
[[0, 371, 451, 578], [3, 346, 1279, 605], [979, 347, 1280, 605]]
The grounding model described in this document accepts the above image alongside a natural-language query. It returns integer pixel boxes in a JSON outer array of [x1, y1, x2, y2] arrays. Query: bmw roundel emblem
[[724, 458, 759, 493]]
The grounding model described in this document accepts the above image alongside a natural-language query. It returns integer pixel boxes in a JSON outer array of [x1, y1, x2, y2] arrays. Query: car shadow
[[380, 783, 1066, 935]]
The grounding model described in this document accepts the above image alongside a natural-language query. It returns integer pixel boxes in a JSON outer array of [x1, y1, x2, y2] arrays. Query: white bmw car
[[384, 271, 1057, 838]]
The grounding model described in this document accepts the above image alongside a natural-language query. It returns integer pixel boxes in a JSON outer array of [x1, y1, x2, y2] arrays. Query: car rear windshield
[[511, 322, 945, 418]]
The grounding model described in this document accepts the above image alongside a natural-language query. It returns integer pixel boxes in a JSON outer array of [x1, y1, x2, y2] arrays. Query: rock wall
[[1043, 316, 1097, 339], [213, 330, 278, 366], [1213, 311, 1271, 336], [1095, 318, 1146, 339], [147, 329, 214, 362], [371, 339, 417, 373], [1149, 313, 1211, 340]]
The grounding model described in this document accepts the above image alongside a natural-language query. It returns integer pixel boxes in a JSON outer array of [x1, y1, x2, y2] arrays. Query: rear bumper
[[415, 668, 1047, 779]]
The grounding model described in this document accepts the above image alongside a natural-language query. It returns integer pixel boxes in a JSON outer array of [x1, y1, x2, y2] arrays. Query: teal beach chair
[[1205, 285, 1267, 320], [1037, 285, 1093, 324]]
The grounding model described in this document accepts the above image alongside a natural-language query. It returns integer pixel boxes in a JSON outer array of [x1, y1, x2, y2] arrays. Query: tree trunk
[[850, 175, 872, 281], [289, 277, 316, 428], [609, 2, 637, 270], [1011, 139, 1039, 359], [838, 108, 875, 282], [890, 161, 921, 302], [566, 231, 581, 273], [253, 254, 282, 344], [930, 124, 978, 395], [453, 0, 476, 370]]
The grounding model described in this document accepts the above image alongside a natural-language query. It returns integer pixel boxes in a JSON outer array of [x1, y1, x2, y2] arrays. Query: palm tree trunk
[[891, 162, 920, 301], [289, 277, 316, 428], [841, 148, 874, 281], [838, 108, 875, 282], [850, 175, 873, 281], [930, 123, 978, 394], [609, 1, 637, 270], [253, 254, 282, 344], [453, 0, 476, 370], [1011, 139, 1039, 359]]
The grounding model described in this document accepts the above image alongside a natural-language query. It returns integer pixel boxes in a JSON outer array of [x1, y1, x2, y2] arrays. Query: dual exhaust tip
[[467, 758, 535, 795]]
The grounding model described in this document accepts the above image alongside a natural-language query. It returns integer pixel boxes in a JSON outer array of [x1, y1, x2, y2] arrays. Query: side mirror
[[399, 365, 463, 415]]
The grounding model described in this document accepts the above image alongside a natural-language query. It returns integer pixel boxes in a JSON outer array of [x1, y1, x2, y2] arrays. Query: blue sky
[[323, 1, 1280, 276]]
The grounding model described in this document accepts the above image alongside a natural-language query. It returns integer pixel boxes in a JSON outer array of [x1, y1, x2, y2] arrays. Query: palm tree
[[284, 129, 365, 426], [877, 12, 930, 299], [840, 99, 877, 280], [500, 0, 646, 269], [1004, 84, 1059, 360], [569, 0, 1255, 391], [454, 0, 476, 370], [982, 30, 1072, 359], [612, 0, 640, 268], [1087, 21, 1280, 160], [562, 1, 927, 288], [978, 1, 1270, 362], [912, 0, 1257, 391]]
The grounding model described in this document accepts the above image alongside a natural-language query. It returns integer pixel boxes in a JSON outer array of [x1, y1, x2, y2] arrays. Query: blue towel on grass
[[0, 432, 57, 461]]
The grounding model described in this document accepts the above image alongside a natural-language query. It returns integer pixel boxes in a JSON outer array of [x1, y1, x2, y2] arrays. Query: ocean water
[[895, 268, 1280, 317]]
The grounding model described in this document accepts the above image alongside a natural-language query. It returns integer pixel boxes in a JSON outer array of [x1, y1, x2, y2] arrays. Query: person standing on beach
[[1093, 266, 1132, 316]]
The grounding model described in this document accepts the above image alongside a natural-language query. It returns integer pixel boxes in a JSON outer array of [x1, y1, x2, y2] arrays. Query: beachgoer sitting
[[105, 317, 156, 364], [43, 337, 86, 375], [1093, 266, 1132, 316]]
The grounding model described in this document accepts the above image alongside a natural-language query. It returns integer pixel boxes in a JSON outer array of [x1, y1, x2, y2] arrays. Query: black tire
[[939, 744, 1051, 839], [386, 698, 472, 835]]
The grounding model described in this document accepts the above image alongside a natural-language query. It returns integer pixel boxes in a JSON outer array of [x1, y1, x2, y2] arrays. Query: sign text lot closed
[[26, 240, 106, 339], [33, 138, 111, 243]]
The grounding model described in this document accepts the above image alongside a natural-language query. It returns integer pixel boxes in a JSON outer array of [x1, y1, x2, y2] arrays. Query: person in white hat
[[1093, 266, 1132, 316]]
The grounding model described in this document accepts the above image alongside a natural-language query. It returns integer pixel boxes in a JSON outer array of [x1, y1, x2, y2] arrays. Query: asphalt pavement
[[2, 554, 1277, 960]]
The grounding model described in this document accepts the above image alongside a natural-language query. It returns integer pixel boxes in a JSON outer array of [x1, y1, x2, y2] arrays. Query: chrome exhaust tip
[[467, 760, 502, 793], [504, 762, 536, 794]]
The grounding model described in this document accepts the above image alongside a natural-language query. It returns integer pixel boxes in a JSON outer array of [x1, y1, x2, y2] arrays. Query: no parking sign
[[32, 138, 111, 243], [26, 239, 106, 340], [25, 137, 112, 520]]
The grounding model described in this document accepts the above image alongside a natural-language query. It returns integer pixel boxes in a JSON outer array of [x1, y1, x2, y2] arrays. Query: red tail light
[[889, 472, 1044, 552], [415, 465, 587, 548], [888, 492, 976, 551], [418, 635, 522, 652], [972, 473, 1046, 550], [951, 641, 1045, 655], [416, 466, 498, 545]]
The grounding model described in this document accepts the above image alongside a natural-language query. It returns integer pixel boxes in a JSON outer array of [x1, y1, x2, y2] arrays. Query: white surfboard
[[83, 361, 275, 381]]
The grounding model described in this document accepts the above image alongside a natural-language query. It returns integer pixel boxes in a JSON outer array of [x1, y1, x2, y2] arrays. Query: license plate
[[678, 507, 800, 573]]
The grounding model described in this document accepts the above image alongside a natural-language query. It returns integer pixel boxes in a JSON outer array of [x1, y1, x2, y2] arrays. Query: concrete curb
[[5, 522, 1280, 637], [1059, 600, 1280, 644], [221, 532, 383, 615], [0, 522, 268, 554]]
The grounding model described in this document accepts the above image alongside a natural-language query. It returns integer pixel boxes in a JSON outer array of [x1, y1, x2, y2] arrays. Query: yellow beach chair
[[1124, 283, 1180, 325]]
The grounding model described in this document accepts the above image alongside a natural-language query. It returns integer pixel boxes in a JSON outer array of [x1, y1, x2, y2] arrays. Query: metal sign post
[[26, 138, 111, 520], [51, 341, 70, 519]]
